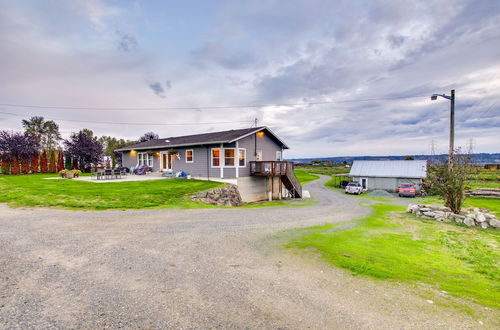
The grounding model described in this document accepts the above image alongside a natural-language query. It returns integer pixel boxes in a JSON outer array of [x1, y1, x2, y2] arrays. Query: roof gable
[[115, 126, 289, 151], [349, 160, 427, 178]]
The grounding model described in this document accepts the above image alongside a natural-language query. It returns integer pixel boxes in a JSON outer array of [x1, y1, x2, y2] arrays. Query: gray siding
[[119, 132, 283, 179], [352, 176, 423, 192]]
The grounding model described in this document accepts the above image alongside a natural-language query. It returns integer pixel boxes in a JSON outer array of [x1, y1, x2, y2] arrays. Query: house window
[[138, 153, 153, 167], [276, 151, 283, 161], [224, 148, 235, 166], [212, 149, 220, 167], [186, 149, 193, 163], [238, 149, 246, 167]]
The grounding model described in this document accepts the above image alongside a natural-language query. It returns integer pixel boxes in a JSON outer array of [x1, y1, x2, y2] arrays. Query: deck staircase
[[249, 161, 302, 198]]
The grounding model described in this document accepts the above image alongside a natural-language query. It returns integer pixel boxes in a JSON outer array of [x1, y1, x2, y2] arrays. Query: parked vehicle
[[397, 182, 417, 197], [345, 182, 363, 195]]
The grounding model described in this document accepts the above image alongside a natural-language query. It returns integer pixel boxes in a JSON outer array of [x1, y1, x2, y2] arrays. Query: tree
[[57, 151, 64, 172], [0, 130, 40, 173], [404, 156, 415, 160], [21, 159, 29, 174], [30, 154, 39, 173], [64, 153, 72, 170], [98, 136, 136, 168], [40, 150, 48, 173], [64, 130, 104, 172], [139, 132, 159, 142], [22, 116, 62, 151], [49, 151, 57, 173], [427, 149, 472, 214]]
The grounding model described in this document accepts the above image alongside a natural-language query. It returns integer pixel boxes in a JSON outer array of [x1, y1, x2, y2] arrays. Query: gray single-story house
[[349, 160, 427, 192], [115, 126, 302, 202]]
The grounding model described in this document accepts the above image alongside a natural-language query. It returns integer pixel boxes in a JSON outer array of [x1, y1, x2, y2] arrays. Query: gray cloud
[[148, 81, 172, 98], [190, 42, 258, 70], [116, 31, 138, 52]]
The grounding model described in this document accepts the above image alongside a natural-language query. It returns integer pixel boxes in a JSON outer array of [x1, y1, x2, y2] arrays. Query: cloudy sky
[[0, 0, 499, 158]]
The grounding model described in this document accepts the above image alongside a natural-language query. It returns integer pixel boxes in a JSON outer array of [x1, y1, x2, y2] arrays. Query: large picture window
[[224, 148, 235, 166], [186, 149, 193, 163], [212, 149, 220, 167], [238, 149, 246, 167], [138, 153, 153, 167]]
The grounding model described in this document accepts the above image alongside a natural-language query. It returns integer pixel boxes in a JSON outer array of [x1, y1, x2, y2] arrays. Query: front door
[[361, 178, 367, 190], [161, 152, 171, 172]]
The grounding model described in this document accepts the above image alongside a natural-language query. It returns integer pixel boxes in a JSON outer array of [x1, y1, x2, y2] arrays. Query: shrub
[[59, 169, 68, 178], [1, 157, 9, 174], [10, 156, 20, 175], [20, 160, 29, 174], [64, 154, 72, 170], [57, 151, 64, 172], [49, 151, 57, 173], [40, 150, 48, 173], [30, 154, 39, 173]]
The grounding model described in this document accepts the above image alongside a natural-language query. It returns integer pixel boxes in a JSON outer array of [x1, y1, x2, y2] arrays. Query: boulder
[[485, 214, 496, 220], [420, 208, 431, 212], [480, 222, 489, 229], [475, 212, 486, 223], [406, 204, 417, 213], [488, 218, 500, 228], [464, 216, 475, 227], [422, 211, 436, 218]]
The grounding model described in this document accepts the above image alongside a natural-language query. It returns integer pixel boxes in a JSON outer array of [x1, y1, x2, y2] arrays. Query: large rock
[[463, 216, 475, 227], [475, 212, 486, 223], [407, 204, 418, 213], [191, 185, 243, 207], [422, 211, 436, 218], [480, 222, 489, 229], [489, 218, 500, 228]]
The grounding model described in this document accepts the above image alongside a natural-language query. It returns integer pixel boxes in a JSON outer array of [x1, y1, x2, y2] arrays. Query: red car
[[397, 183, 417, 197]]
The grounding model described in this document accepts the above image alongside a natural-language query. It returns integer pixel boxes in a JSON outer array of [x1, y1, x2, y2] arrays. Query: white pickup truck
[[345, 182, 363, 195]]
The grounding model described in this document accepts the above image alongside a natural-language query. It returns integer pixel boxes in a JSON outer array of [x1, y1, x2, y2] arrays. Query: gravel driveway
[[0, 176, 488, 329]]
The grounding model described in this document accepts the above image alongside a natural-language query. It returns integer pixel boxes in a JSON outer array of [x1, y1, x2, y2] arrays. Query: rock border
[[407, 204, 499, 229], [190, 185, 243, 207]]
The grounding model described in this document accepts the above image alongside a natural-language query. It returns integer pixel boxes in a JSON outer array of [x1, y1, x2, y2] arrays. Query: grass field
[[0, 174, 224, 210], [286, 203, 500, 309], [294, 169, 320, 184], [466, 169, 500, 189]]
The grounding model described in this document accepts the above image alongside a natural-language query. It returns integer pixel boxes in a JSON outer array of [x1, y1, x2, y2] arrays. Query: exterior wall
[[352, 176, 423, 192], [119, 131, 284, 184], [237, 132, 283, 177], [237, 176, 268, 202]]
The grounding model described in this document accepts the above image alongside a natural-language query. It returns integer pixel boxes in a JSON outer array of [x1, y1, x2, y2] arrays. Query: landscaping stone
[[406, 204, 498, 230], [190, 185, 243, 207], [489, 218, 500, 228]]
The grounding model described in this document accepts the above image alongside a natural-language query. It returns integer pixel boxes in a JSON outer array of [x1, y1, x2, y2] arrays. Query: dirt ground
[[0, 176, 493, 329]]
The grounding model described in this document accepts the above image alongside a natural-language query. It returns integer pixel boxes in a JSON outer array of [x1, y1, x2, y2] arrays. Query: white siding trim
[[235, 141, 239, 178], [185, 149, 194, 163], [220, 143, 224, 178]]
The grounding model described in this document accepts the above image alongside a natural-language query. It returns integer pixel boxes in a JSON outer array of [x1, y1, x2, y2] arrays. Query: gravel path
[[0, 176, 489, 329]]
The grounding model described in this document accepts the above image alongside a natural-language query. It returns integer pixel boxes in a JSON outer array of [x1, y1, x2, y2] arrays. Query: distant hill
[[289, 153, 500, 164]]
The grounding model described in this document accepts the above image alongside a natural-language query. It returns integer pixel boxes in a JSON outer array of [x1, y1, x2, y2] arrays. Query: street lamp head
[[431, 94, 438, 101]]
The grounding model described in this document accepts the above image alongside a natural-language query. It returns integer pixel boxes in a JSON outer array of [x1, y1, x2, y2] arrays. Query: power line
[[0, 93, 431, 111], [0, 110, 253, 126]]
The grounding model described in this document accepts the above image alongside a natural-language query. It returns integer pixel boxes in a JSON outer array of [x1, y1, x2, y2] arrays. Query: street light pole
[[431, 89, 455, 165], [449, 89, 455, 164]]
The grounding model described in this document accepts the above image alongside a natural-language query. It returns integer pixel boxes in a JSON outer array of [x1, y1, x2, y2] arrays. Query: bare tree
[[427, 148, 472, 214]]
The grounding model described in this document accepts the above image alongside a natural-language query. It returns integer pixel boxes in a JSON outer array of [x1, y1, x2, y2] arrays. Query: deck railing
[[249, 161, 289, 176]]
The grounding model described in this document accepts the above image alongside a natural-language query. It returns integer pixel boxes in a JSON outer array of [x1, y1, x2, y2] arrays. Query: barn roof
[[349, 160, 427, 178]]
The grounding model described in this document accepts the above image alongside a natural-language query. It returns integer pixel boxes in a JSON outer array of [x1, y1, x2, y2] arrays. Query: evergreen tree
[[30, 154, 39, 173], [40, 150, 48, 173], [10, 156, 20, 175], [49, 151, 57, 173], [57, 151, 64, 172]]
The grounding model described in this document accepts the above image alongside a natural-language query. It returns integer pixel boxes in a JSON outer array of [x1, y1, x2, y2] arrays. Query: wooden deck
[[249, 161, 302, 198]]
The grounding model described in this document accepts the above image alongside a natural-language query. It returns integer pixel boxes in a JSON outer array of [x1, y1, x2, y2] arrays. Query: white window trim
[[185, 149, 194, 163], [276, 150, 282, 161], [238, 148, 247, 167], [211, 148, 221, 168], [137, 152, 153, 167], [223, 148, 237, 167]]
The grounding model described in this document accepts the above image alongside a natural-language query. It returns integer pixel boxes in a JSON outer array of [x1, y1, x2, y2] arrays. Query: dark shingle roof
[[115, 126, 288, 151]]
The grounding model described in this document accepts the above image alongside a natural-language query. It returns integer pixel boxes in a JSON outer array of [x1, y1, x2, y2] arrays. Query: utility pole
[[253, 118, 258, 128], [431, 89, 455, 166], [449, 89, 455, 164]]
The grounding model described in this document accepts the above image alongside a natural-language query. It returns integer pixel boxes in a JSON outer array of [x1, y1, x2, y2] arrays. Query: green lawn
[[0, 174, 224, 210], [286, 203, 500, 309], [294, 169, 320, 184]]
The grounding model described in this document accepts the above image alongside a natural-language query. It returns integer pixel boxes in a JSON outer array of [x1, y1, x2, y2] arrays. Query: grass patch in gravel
[[294, 170, 320, 185], [0, 174, 224, 210], [286, 203, 500, 309]]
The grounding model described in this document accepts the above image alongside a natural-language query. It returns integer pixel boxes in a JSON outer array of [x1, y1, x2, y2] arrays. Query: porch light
[[257, 131, 265, 137]]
